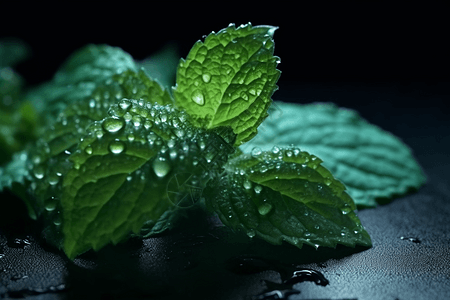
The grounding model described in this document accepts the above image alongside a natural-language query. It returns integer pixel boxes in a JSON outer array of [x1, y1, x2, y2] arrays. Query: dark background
[[2, 3, 448, 85]]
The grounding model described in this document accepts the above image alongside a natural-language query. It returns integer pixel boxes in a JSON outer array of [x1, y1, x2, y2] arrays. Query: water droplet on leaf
[[102, 117, 124, 133], [108, 140, 125, 154], [254, 185, 262, 194], [202, 73, 211, 83], [191, 90, 205, 106], [153, 160, 171, 178], [258, 203, 272, 216]]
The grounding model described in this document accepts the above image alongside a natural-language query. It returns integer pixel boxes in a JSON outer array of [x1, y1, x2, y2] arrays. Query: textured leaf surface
[[62, 99, 235, 259], [173, 23, 280, 146], [205, 147, 372, 250], [241, 102, 426, 207]]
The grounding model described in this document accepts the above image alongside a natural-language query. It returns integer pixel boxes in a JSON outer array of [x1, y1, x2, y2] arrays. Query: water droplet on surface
[[254, 185, 262, 194], [247, 229, 256, 238], [240, 91, 249, 101], [152, 160, 171, 178], [191, 90, 205, 106], [284, 269, 329, 286], [102, 117, 124, 133], [9, 238, 31, 249], [85, 146, 93, 155], [272, 146, 280, 154], [45, 197, 58, 211], [33, 165, 45, 179], [251, 147, 262, 157], [127, 134, 135, 141], [400, 236, 421, 243], [198, 140, 206, 150], [202, 73, 211, 83], [260, 165, 268, 173], [258, 203, 273, 216], [167, 139, 176, 148], [170, 149, 177, 159], [108, 140, 125, 154], [53, 212, 62, 226]]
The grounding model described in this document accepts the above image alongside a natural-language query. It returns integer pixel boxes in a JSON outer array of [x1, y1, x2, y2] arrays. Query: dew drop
[[170, 149, 177, 159], [33, 165, 45, 179], [254, 185, 262, 194], [47, 173, 60, 185], [102, 117, 124, 133], [249, 89, 256, 96], [89, 99, 96, 108], [132, 115, 142, 127], [191, 90, 205, 106], [260, 165, 268, 173], [85, 146, 93, 155], [251, 147, 262, 157], [53, 212, 62, 226], [167, 139, 176, 148], [272, 146, 280, 154], [198, 140, 206, 150], [243, 180, 252, 190], [258, 203, 272, 216], [144, 120, 153, 130], [152, 160, 171, 178], [202, 73, 211, 83], [45, 197, 58, 212], [108, 140, 125, 154], [175, 129, 185, 138], [240, 91, 249, 101], [247, 229, 256, 238]]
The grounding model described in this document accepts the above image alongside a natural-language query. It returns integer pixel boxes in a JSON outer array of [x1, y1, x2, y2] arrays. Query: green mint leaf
[[241, 102, 426, 207], [1, 66, 37, 164], [8, 69, 174, 240], [54, 44, 137, 86], [138, 42, 179, 89], [26, 45, 137, 119], [0, 38, 30, 68], [205, 147, 372, 250], [61, 98, 235, 259], [173, 23, 280, 146]]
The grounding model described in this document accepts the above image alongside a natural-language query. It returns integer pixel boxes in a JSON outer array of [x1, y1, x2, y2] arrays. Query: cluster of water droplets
[[215, 144, 367, 248]]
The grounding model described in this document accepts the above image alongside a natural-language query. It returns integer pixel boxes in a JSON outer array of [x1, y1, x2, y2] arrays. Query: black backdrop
[[2, 3, 448, 85]]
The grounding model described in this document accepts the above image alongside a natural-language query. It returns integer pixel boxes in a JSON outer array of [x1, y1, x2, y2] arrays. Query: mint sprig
[[1, 23, 426, 259]]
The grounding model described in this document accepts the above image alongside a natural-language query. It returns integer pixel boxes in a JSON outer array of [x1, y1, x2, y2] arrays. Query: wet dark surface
[[1, 83, 450, 300]]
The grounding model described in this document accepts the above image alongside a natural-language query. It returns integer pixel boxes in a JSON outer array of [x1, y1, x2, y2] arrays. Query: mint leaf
[[173, 23, 280, 146], [0, 67, 37, 164], [205, 147, 371, 249], [0, 38, 30, 68], [61, 98, 235, 259], [26, 44, 137, 119], [241, 102, 426, 207], [138, 42, 179, 89]]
